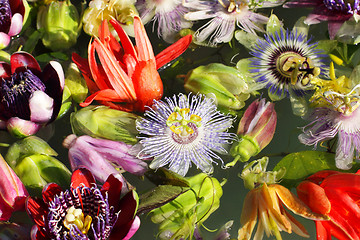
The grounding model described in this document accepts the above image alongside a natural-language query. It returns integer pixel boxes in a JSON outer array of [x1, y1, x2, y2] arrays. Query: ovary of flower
[[166, 107, 202, 136], [63, 206, 92, 234], [279, 54, 320, 86]]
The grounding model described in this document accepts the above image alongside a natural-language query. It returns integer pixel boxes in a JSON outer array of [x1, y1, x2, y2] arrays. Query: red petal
[[114, 190, 138, 228], [109, 19, 137, 59], [80, 89, 127, 107], [72, 53, 93, 81], [88, 41, 112, 90], [0, 62, 11, 78], [10, 52, 41, 74], [70, 168, 96, 189], [26, 197, 48, 227], [155, 34, 192, 69], [101, 174, 123, 212], [306, 170, 340, 185], [110, 218, 136, 240], [133, 16, 154, 62], [296, 181, 331, 215], [315, 221, 331, 240], [42, 183, 63, 204]]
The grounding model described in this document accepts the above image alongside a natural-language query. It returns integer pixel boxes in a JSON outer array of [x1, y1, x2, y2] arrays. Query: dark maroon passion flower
[[283, 0, 360, 39], [0, 0, 27, 48], [26, 168, 140, 240], [0, 51, 64, 137]]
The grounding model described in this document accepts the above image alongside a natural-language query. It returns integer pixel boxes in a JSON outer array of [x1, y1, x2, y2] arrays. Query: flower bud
[[6, 117, 41, 138], [227, 98, 277, 166], [150, 173, 223, 240], [5, 136, 71, 196], [0, 154, 28, 221], [64, 63, 88, 103], [37, 0, 80, 51], [70, 105, 139, 145], [184, 63, 250, 110]]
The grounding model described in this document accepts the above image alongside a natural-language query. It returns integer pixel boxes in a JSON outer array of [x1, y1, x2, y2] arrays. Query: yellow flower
[[238, 183, 328, 240]]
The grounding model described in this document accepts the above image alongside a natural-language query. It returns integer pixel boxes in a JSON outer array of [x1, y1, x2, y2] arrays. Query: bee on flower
[[136, 93, 236, 176], [299, 62, 360, 170]]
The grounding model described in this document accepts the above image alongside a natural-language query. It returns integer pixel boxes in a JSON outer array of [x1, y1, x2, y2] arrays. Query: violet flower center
[[0, 0, 12, 33], [323, 0, 360, 14], [171, 122, 199, 144], [0, 69, 45, 120], [47, 186, 118, 240]]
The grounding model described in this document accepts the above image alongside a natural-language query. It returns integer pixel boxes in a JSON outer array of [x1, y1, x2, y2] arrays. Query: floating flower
[[0, 0, 28, 49], [63, 134, 147, 187], [136, 0, 192, 42], [136, 93, 236, 176], [228, 98, 277, 166], [183, 0, 284, 46], [299, 64, 360, 170], [0, 153, 28, 221], [0, 52, 64, 137], [26, 167, 140, 240], [283, 0, 360, 39], [72, 17, 192, 112], [297, 170, 360, 240], [249, 29, 326, 99]]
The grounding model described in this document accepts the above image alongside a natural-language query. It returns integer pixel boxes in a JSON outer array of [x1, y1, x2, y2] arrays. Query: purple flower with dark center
[[136, 93, 236, 176], [283, 0, 360, 39], [26, 168, 140, 240], [249, 29, 327, 98], [0, 0, 27, 49], [299, 85, 360, 170], [0, 51, 64, 137], [136, 0, 193, 43]]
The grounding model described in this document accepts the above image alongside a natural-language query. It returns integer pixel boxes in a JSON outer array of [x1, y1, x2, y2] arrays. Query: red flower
[[297, 170, 360, 240], [72, 16, 192, 112], [26, 168, 140, 240]]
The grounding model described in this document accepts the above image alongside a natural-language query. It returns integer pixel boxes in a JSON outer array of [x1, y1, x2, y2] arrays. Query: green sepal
[[57, 85, 72, 120], [5, 136, 58, 168], [266, 14, 283, 35], [145, 168, 190, 187]]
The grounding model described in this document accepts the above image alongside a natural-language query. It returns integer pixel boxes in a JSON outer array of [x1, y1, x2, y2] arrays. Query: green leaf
[[137, 185, 189, 215], [145, 168, 190, 187], [273, 151, 338, 188]]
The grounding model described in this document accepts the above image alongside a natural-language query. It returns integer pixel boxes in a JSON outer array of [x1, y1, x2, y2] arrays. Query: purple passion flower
[[183, 0, 284, 46], [0, 52, 64, 137], [136, 93, 236, 176], [26, 168, 140, 240], [249, 29, 327, 98], [0, 0, 26, 49], [284, 0, 360, 39], [299, 84, 360, 170], [136, 0, 192, 42]]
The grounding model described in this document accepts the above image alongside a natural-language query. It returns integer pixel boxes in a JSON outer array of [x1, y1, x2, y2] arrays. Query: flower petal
[[41, 183, 63, 204], [8, 13, 23, 36], [238, 190, 258, 239], [109, 19, 137, 59], [10, 52, 41, 74], [133, 16, 155, 62], [26, 197, 48, 227], [272, 184, 329, 220], [101, 174, 123, 211], [0, 32, 10, 49], [29, 91, 54, 124], [70, 168, 96, 189], [296, 181, 331, 215]]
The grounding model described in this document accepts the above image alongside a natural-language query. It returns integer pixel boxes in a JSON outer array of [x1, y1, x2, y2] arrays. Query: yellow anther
[[64, 206, 92, 235]]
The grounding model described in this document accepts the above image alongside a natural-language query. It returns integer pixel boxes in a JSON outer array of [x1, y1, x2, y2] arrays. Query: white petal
[[29, 91, 54, 123]]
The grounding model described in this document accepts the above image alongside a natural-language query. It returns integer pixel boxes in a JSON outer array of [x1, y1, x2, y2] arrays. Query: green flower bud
[[5, 136, 71, 196], [37, 0, 80, 51], [65, 63, 88, 103], [70, 106, 139, 145], [150, 173, 223, 240], [184, 63, 250, 110]]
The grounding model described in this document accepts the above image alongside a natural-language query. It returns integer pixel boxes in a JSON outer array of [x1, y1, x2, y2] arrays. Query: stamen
[[64, 206, 92, 234], [166, 107, 202, 136]]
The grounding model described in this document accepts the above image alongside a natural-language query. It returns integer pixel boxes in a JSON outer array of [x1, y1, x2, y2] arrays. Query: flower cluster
[[2, 0, 360, 240]]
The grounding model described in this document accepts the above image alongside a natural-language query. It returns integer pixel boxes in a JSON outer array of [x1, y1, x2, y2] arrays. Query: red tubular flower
[[26, 168, 140, 240], [297, 170, 360, 240], [0, 51, 64, 137], [72, 16, 192, 112]]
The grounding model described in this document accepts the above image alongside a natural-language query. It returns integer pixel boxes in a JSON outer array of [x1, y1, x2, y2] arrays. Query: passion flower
[[0, 51, 64, 137], [26, 168, 140, 240]]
